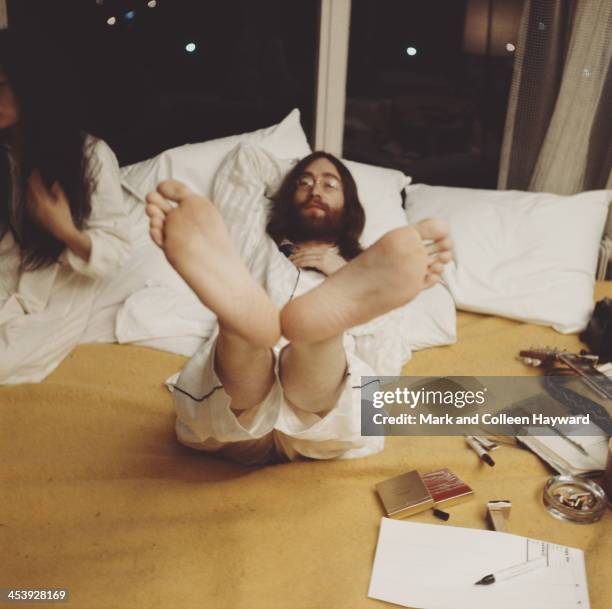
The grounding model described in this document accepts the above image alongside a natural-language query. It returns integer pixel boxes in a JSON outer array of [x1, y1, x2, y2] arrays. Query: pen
[[472, 435, 498, 451], [465, 435, 495, 466], [432, 508, 450, 521], [548, 425, 589, 456], [474, 556, 547, 585]]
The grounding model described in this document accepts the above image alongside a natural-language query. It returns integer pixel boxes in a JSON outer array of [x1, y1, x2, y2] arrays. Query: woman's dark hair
[[0, 28, 96, 271], [266, 151, 365, 260]]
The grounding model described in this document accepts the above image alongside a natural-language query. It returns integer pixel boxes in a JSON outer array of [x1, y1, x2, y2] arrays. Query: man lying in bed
[[145, 144, 452, 464]]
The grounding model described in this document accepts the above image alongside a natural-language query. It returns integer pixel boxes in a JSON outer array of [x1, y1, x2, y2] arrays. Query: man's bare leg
[[280, 220, 451, 344], [147, 181, 450, 415], [146, 180, 278, 410], [280, 220, 451, 413], [214, 330, 276, 412], [279, 335, 348, 414]]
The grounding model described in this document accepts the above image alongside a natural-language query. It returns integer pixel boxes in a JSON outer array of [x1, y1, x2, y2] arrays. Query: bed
[[2, 109, 611, 608], [1, 282, 610, 609]]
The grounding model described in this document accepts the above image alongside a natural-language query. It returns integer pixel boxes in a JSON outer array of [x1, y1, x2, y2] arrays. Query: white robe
[[0, 138, 132, 384], [169, 144, 412, 463], [0, 137, 221, 384]]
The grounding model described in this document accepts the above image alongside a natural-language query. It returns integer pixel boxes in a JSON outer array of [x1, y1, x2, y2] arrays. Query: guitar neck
[[557, 354, 612, 400]]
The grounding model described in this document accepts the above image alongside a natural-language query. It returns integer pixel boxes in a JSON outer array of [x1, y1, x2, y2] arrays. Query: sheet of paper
[[368, 519, 590, 609]]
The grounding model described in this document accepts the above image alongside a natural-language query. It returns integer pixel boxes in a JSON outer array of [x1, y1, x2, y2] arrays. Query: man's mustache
[[302, 198, 330, 213]]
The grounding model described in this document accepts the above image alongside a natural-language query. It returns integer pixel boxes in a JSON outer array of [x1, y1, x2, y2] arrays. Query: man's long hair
[[266, 151, 365, 260], [0, 28, 96, 271]]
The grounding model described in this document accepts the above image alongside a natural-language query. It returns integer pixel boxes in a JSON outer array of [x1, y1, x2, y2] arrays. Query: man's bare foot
[[146, 180, 280, 348], [280, 219, 451, 343]]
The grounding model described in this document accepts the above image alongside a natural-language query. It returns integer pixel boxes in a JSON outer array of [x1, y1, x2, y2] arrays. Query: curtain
[[498, 0, 611, 196], [0, 0, 7, 30]]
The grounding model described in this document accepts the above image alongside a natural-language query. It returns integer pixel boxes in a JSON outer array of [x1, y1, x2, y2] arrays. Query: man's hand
[[26, 170, 92, 261], [289, 245, 346, 276]]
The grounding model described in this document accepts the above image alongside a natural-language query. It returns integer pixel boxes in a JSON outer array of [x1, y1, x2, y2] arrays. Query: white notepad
[[519, 429, 608, 476], [368, 519, 590, 609]]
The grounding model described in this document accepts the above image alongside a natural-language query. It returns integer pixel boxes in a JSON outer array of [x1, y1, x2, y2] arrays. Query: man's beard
[[285, 200, 345, 243]]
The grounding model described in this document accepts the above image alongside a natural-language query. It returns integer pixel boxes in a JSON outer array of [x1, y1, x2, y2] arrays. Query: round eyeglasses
[[295, 174, 342, 193]]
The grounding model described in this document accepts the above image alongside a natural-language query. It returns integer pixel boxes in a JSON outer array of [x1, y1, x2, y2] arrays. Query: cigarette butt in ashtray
[[487, 500, 512, 532]]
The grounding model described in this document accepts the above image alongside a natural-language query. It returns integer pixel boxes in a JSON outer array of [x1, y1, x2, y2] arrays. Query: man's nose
[[311, 180, 324, 196]]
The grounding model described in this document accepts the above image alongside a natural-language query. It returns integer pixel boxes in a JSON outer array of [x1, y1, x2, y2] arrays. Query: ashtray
[[543, 475, 606, 524]]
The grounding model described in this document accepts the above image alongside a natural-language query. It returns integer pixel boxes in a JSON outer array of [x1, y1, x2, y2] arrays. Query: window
[[7, 0, 318, 164], [344, 0, 524, 187]]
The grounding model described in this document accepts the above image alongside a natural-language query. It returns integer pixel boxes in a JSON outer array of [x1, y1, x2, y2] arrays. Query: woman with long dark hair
[[0, 28, 131, 383]]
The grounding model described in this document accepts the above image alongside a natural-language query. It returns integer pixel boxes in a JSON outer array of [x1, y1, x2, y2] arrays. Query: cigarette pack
[[422, 468, 474, 509], [375, 470, 434, 518]]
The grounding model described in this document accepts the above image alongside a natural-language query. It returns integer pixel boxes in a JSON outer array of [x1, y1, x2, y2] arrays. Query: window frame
[[314, 0, 351, 155], [0, 0, 8, 29]]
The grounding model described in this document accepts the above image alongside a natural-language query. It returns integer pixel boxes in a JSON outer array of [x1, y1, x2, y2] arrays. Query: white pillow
[[404, 184, 611, 333], [401, 283, 457, 351], [210, 142, 456, 353], [120, 108, 311, 200], [342, 160, 411, 247]]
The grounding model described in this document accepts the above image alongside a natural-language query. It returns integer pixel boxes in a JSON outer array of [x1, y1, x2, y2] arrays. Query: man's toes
[[425, 236, 453, 254], [146, 191, 173, 212], [145, 202, 167, 221], [439, 251, 453, 264], [415, 218, 450, 242], [429, 250, 452, 264], [428, 261, 445, 275], [424, 273, 441, 288], [157, 179, 194, 202], [145, 190, 162, 206], [150, 216, 164, 231], [150, 227, 164, 248]]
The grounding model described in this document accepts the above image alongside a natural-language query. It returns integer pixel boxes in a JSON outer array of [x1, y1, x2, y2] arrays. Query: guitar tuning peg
[[532, 359, 542, 367], [524, 357, 533, 366]]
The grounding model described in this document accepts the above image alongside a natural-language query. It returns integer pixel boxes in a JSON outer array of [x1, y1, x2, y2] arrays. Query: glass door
[[343, 0, 524, 187]]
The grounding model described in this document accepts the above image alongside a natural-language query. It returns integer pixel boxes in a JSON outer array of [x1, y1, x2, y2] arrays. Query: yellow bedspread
[[1, 283, 610, 609]]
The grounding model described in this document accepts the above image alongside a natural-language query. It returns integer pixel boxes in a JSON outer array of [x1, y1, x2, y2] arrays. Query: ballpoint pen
[[472, 435, 499, 451], [548, 425, 589, 456], [465, 435, 495, 466], [474, 556, 547, 585]]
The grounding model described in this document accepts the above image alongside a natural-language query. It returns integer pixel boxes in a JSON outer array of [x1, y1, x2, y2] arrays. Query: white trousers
[[171, 328, 384, 465]]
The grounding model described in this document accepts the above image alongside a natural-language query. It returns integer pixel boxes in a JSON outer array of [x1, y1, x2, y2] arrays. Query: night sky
[[6, 0, 517, 186], [7, 0, 318, 164]]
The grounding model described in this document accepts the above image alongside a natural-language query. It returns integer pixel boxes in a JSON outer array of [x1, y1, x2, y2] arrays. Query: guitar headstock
[[518, 347, 564, 367]]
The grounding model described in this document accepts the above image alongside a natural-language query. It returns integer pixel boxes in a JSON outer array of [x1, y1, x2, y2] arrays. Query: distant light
[[185, 42, 197, 53], [147, 0, 157, 7], [125, 10, 136, 20], [406, 47, 417, 56], [106, 16, 116, 25], [506, 43, 516, 52], [96, 0, 104, 5]]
